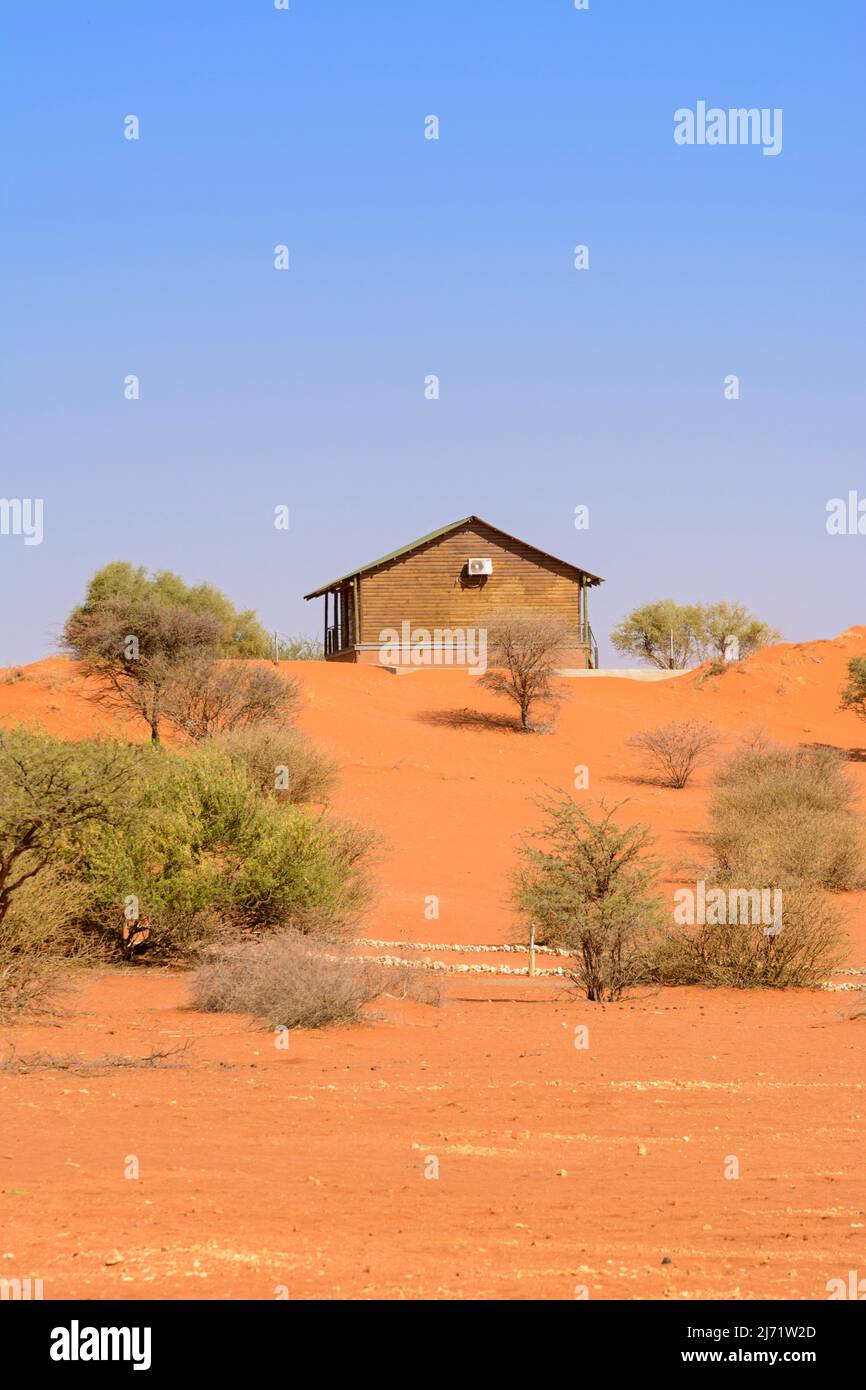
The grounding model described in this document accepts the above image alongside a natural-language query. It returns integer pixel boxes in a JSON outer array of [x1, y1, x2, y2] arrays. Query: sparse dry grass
[[0, 868, 94, 1020], [189, 934, 387, 1029], [379, 963, 442, 1007], [648, 740, 857, 988], [707, 742, 863, 890]]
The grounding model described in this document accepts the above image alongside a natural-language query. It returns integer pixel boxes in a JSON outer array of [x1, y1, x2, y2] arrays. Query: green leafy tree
[[610, 600, 704, 669], [70, 562, 273, 658], [612, 599, 780, 669], [840, 656, 866, 721], [700, 602, 780, 661]]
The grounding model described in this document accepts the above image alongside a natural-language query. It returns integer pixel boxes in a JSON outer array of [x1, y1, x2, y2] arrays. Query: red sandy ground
[[1, 634, 865, 1300]]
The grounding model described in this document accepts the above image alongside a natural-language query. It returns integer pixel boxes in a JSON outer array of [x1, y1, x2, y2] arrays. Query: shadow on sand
[[416, 708, 527, 734], [800, 740, 866, 763]]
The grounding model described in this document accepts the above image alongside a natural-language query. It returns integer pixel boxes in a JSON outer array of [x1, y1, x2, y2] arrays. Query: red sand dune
[[1, 633, 865, 1299]]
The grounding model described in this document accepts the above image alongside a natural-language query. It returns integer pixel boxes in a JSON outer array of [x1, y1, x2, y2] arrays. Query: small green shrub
[[76, 741, 373, 959], [225, 812, 375, 936], [514, 796, 662, 1001], [0, 726, 373, 971], [839, 656, 866, 721], [277, 636, 324, 661]]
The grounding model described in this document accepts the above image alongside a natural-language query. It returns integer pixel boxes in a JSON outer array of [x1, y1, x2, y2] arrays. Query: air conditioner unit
[[467, 557, 493, 576]]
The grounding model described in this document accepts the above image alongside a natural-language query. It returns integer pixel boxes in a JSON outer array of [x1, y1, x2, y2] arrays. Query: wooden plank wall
[[359, 521, 587, 644]]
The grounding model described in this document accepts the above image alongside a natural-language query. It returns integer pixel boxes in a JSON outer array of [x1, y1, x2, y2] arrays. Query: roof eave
[[303, 514, 604, 597], [304, 579, 357, 601]]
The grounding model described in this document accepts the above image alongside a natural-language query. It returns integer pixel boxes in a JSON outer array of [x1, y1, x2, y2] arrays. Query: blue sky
[[2, 1, 864, 664]]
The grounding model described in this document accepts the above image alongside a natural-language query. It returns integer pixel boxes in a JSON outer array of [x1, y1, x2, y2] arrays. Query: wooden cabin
[[303, 515, 603, 669]]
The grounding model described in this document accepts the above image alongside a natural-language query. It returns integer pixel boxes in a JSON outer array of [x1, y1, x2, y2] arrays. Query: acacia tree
[[700, 602, 780, 661], [63, 597, 222, 742], [68, 561, 273, 658], [611, 600, 779, 669], [479, 613, 567, 731], [840, 657, 866, 721], [610, 600, 704, 669]]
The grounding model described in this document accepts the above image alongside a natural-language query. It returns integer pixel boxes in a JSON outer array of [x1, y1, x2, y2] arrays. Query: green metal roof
[[303, 516, 603, 599]]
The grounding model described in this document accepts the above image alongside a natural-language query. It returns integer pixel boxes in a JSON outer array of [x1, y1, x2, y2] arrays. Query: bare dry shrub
[[648, 740, 856, 988], [63, 598, 223, 742], [0, 957, 68, 1020], [707, 743, 863, 890], [163, 660, 299, 742], [628, 719, 721, 788], [650, 884, 846, 988], [740, 724, 770, 754], [0, 1041, 193, 1075], [479, 613, 569, 732], [208, 722, 338, 804], [189, 933, 386, 1029], [380, 963, 442, 1006], [692, 659, 728, 686]]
